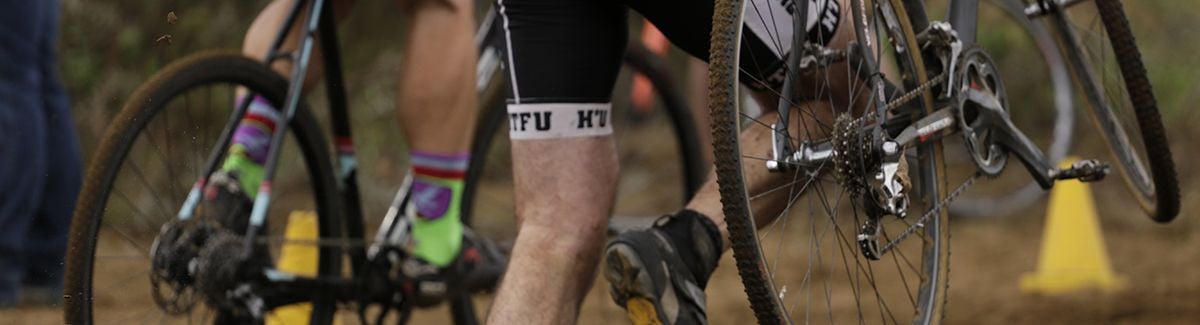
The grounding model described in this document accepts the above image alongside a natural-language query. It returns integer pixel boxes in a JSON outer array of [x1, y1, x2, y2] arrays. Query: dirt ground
[[9, 195, 1200, 325]]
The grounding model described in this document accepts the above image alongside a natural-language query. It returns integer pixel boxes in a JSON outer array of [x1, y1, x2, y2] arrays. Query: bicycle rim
[[708, 0, 950, 322], [63, 52, 343, 324]]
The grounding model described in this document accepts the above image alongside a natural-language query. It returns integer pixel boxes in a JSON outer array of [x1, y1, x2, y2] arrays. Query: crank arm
[[961, 88, 1059, 188], [961, 89, 1108, 187]]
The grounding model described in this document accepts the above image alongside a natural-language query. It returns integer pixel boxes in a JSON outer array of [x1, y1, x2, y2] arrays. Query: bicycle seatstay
[[242, 0, 328, 258]]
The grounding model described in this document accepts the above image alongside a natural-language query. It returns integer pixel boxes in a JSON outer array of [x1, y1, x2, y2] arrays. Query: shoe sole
[[605, 244, 664, 325]]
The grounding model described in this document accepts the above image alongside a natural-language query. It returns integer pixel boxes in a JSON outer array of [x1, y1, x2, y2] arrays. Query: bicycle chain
[[878, 171, 979, 256], [851, 72, 948, 126]]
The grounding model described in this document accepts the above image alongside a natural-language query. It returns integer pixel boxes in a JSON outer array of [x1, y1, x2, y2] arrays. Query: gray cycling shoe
[[605, 211, 721, 325], [201, 170, 254, 233]]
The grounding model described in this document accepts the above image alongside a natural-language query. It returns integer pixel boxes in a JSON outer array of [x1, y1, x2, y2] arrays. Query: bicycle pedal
[[1054, 159, 1110, 182]]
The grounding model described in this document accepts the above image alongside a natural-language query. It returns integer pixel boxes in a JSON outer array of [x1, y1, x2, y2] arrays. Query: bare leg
[[487, 137, 619, 323], [395, 0, 477, 152], [685, 99, 838, 251], [685, 58, 714, 166], [219, 0, 355, 197], [391, 0, 480, 272], [485, 0, 626, 319]]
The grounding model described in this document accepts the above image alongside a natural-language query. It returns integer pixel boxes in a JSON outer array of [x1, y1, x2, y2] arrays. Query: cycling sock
[[408, 150, 468, 268], [220, 95, 279, 198], [656, 209, 723, 287]]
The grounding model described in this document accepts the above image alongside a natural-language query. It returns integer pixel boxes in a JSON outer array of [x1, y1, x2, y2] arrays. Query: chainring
[[956, 47, 1009, 176]]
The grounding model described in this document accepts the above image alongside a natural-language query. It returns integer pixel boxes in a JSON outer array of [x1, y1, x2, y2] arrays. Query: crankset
[[854, 27, 1113, 260]]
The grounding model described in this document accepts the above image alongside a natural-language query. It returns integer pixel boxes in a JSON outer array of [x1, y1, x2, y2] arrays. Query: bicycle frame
[[769, 0, 1107, 189], [167, 0, 378, 315]]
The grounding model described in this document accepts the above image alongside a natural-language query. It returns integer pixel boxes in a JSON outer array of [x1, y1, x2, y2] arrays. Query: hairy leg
[[488, 137, 618, 323], [486, 0, 627, 320]]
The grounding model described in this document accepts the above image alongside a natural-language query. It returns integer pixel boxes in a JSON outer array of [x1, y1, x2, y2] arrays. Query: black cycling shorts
[[498, 0, 842, 138]]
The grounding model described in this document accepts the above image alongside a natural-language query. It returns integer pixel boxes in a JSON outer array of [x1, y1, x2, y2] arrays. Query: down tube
[[947, 0, 979, 47]]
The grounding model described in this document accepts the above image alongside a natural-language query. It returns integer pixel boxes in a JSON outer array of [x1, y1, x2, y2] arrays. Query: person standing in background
[[0, 0, 83, 307]]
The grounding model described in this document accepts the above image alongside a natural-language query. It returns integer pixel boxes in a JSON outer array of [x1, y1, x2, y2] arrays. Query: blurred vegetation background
[[56, 0, 1200, 235], [59, 0, 1199, 160]]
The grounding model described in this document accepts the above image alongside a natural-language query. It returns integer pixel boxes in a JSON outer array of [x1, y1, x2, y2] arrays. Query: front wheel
[[1041, 0, 1179, 222], [63, 52, 345, 324]]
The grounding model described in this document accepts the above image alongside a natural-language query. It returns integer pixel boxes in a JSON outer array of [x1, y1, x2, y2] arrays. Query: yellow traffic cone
[[267, 211, 324, 324], [1019, 157, 1126, 294]]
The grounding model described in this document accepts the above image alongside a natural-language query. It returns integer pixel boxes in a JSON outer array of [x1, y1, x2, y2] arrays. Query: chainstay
[[879, 171, 979, 255], [255, 236, 371, 248]]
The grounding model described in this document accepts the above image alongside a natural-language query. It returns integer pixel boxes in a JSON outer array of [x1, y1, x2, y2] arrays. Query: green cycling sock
[[408, 151, 469, 267]]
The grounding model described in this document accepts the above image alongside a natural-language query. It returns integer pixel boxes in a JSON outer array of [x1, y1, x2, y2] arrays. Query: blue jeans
[[0, 0, 82, 302]]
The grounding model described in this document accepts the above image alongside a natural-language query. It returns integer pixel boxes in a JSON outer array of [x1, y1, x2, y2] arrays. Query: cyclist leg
[[485, 0, 627, 322], [212, 0, 356, 203], [627, 0, 856, 250], [604, 0, 857, 322], [390, 0, 507, 306]]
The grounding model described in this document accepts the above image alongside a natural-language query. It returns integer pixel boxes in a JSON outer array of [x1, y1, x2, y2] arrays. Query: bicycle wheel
[[709, 0, 950, 323], [1038, 0, 1179, 222], [63, 52, 345, 324], [949, 0, 1075, 218]]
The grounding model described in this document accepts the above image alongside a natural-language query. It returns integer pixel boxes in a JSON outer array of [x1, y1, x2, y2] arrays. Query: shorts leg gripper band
[[507, 103, 614, 140]]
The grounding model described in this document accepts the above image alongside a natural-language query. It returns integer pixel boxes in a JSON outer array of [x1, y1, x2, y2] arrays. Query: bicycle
[[61, 0, 704, 323], [707, 0, 1179, 323]]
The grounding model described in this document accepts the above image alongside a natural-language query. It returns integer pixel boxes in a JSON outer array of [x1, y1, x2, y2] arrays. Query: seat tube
[[901, 0, 931, 34]]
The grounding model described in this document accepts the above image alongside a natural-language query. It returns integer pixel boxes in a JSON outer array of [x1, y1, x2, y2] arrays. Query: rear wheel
[[708, 0, 950, 323], [63, 52, 345, 324]]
